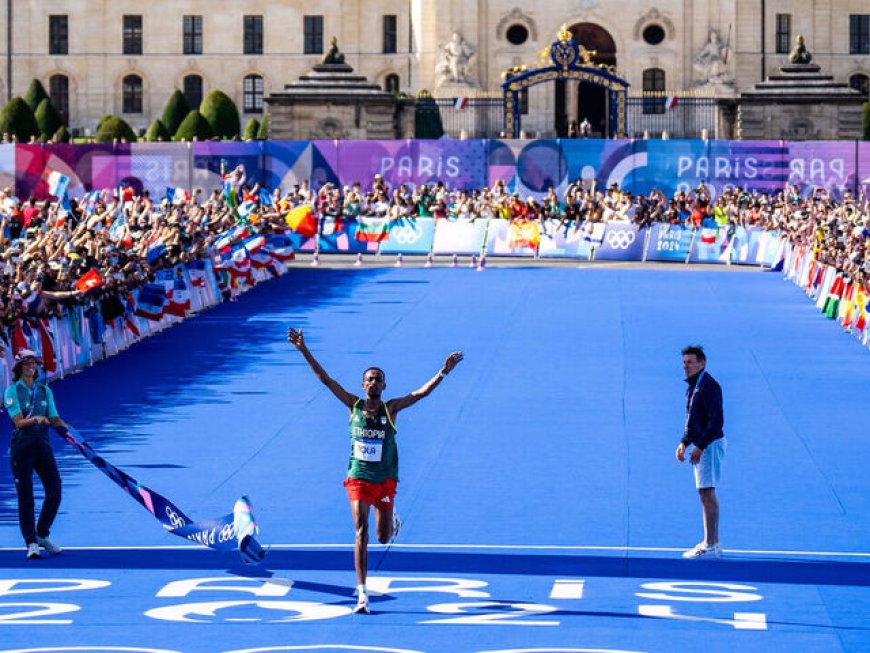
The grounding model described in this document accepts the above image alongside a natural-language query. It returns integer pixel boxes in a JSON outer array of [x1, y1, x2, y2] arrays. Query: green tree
[[35, 98, 63, 140], [256, 114, 269, 140], [414, 90, 444, 139], [174, 110, 213, 141], [23, 79, 50, 112], [145, 118, 171, 142], [200, 89, 240, 140], [161, 90, 191, 136], [864, 102, 870, 140], [94, 116, 138, 143], [53, 125, 71, 143], [0, 97, 40, 142], [244, 117, 261, 140]]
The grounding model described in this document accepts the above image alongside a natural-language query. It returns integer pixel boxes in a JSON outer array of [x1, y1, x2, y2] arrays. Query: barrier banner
[[756, 231, 785, 267], [536, 220, 595, 259], [431, 217, 488, 255], [560, 140, 634, 198], [595, 223, 646, 261], [379, 218, 436, 254], [485, 218, 539, 257], [318, 217, 378, 253], [730, 226, 764, 265], [688, 226, 729, 264], [645, 223, 694, 261]]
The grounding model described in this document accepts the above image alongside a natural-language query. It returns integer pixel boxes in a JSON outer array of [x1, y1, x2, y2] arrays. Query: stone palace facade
[[0, 0, 867, 137]]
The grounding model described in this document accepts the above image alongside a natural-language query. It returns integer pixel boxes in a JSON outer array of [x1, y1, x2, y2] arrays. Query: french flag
[[664, 96, 678, 111], [166, 187, 190, 204], [265, 234, 296, 263], [46, 169, 70, 199], [237, 198, 257, 218], [453, 97, 469, 109], [134, 283, 168, 321], [165, 276, 191, 318], [186, 260, 208, 287]]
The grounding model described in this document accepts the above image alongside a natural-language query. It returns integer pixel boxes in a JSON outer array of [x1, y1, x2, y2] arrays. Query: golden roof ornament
[[557, 24, 572, 44]]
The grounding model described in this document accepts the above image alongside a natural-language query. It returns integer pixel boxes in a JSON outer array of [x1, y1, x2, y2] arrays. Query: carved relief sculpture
[[693, 29, 732, 85], [436, 30, 476, 85]]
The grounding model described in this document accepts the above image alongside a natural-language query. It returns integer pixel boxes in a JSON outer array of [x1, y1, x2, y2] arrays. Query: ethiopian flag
[[355, 216, 391, 242]]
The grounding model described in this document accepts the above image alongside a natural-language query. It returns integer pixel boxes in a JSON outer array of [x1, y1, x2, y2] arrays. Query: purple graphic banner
[[5, 139, 865, 203]]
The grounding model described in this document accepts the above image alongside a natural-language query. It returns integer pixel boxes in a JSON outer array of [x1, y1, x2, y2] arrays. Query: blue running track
[[1, 267, 869, 653]]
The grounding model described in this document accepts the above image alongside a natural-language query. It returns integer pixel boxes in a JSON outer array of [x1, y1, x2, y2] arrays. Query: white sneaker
[[26, 543, 40, 559], [390, 510, 401, 543], [37, 536, 62, 555], [353, 593, 370, 614], [682, 542, 722, 559]]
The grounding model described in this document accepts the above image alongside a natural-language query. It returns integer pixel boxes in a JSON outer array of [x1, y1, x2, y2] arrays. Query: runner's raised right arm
[[287, 327, 357, 408]]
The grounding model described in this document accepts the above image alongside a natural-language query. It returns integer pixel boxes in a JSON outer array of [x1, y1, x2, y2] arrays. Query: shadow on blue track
[[0, 270, 373, 525], [2, 548, 868, 587]]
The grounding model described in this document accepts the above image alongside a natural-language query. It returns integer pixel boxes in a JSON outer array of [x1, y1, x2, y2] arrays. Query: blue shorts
[[693, 437, 727, 489]]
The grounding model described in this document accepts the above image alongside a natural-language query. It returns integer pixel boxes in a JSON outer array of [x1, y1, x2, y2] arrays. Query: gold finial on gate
[[557, 24, 572, 44]]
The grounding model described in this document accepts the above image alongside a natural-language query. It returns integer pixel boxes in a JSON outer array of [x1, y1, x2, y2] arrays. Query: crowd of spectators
[[0, 169, 868, 334]]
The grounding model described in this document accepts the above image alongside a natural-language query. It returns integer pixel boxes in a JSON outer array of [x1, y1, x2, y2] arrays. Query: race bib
[[353, 438, 383, 462]]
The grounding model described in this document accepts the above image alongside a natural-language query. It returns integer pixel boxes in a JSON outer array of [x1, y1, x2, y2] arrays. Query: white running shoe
[[390, 510, 401, 543], [682, 542, 722, 559], [26, 543, 40, 559], [37, 536, 62, 555], [353, 593, 370, 614]]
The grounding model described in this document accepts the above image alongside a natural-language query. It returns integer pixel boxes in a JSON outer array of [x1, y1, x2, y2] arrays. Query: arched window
[[642, 67, 666, 114], [122, 74, 143, 113], [849, 73, 869, 98], [49, 74, 69, 125], [183, 74, 203, 109], [384, 73, 399, 94], [243, 74, 263, 113]]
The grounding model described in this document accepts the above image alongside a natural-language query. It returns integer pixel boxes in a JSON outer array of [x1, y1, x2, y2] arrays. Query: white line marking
[[550, 579, 585, 599], [0, 543, 867, 558]]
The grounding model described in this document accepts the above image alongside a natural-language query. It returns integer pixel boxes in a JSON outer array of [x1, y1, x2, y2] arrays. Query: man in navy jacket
[[676, 345, 727, 559]]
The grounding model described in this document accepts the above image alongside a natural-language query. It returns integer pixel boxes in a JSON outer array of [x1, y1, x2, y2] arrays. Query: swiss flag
[[74, 268, 104, 293]]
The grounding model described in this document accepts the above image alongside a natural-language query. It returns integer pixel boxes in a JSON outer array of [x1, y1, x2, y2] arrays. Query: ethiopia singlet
[[347, 399, 398, 483]]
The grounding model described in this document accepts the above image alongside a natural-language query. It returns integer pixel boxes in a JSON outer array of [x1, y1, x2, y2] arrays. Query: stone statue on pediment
[[321, 37, 345, 65], [788, 35, 813, 64]]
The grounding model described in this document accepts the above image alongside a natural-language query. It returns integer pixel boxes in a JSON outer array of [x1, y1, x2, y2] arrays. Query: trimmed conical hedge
[[145, 118, 171, 142], [244, 117, 261, 140], [200, 89, 240, 140], [414, 90, 444, 139], [174, 110, 213, 141], [161, 90, 191, 136], [95, 116, 138, 143], [53, 125, 71, 143], [35, 97, 63, 140], [256, 114, 269, 140], [23, 79, 50, 112], [0, 97, 40, 142]]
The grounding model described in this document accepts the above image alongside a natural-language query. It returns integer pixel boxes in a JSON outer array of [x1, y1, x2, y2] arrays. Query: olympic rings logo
[[390, 224, 423, 245], [605, 230, 637, 250], [165, 507, 186, 529], [218, 523, 237, 543]]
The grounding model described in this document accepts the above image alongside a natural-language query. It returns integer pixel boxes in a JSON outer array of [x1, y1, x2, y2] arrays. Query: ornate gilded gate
[[502, 26, 629, 138]]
